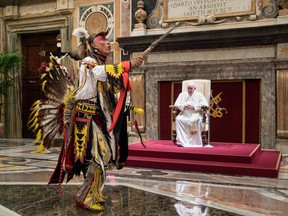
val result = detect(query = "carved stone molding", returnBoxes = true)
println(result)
[118,23,288,53]
[134,0,147,29]
[147,0,162,29]
[262,0,279,18]
[147,0,263,28]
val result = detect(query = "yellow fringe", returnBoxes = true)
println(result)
[28,118,38,130]
[42,80,47,92]
[27,112,37,126]
[32,123,39,133]
[63,86,75,104]
[134,107,144,115]
[45,67,50,72]
[28,106,39,119]
[48,71,53,79]
[41,73,47,80]
[32,129,42,145]
[33,141,45,153]
[48,60,53,68]
[29,100,40,111]
[28,102,39,121]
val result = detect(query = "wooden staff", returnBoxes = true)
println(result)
[142,22,182,57]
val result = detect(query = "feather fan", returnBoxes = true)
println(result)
[28,56,76,151]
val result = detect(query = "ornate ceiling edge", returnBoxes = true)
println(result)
[117,23,288,53]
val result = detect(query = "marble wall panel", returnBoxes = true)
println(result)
[277,43,288,59]
[144,58,276,149]
[120,0,131,37]
[277,69,288,138]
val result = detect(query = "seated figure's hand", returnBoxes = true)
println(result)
[185,104,194,110]
[131,56,144,69]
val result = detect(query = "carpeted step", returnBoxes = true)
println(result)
[128,140,261,163]
[125,150,282,178]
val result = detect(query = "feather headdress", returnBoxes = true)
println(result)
[72,27,90,39]
[70,27,91,60]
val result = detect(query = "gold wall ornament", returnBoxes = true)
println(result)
[79,4,115,41]
[210,91,228,118]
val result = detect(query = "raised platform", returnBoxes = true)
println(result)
[125,140,282,178]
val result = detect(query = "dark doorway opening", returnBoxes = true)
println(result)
[21,31,59,138]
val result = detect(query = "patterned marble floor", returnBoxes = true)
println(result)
[0,139,287,216]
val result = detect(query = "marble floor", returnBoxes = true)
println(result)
[0,139,287,216]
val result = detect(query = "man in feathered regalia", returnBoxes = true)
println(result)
[28,27,143,211]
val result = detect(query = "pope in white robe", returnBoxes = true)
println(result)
[174,82,209,147]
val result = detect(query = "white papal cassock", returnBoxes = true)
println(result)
[174,91,208,147]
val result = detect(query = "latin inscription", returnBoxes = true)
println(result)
[165,0,254,21]
[20,3,56,16]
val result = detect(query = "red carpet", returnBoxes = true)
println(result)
[125,140,282,178]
